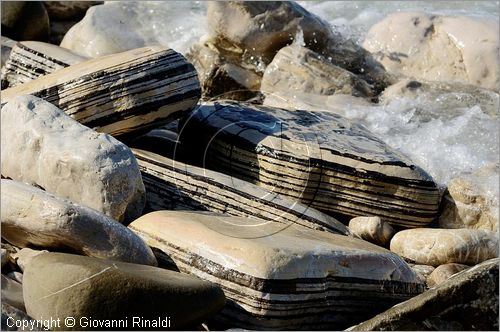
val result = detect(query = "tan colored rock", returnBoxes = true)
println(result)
[23,253,226,330]
[1,179,156,266]
[363,12,499,91]
[10,248,48,273]
[348,216,395,247]
[0,46,201,137]
[261,45,374,98]
[390,228,499,266]
[130,210,424,330]
[1,95,146,222]
[439,165,499,231]
[427,263,469,287]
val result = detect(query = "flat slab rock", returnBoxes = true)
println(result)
[390,228,499,266]
[1,95,145,222]
[348,258,499,331]
[179,101,440,228]
[133,148,349,235]
[1,179,156,266]
[1,45,200,137]
[129,211,424,330]
[23,253,225,330]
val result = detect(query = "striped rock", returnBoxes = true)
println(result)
[129,211,425,330]
[1,36,16,67]
[1,46,200,137]
[1,95,145,222]
[132,148,349,235]
[1,179,157,266]
[1,41,87,88]
[179,101,440,228]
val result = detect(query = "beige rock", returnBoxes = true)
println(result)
[0,46,201,137]
[427,263,469,287]
[10,248,48,273]
[23,253,226,330]
[439,165,499,231]
[261,45,374,98]
[363,12,499,91]
[348,216,395,247]
[408,264,435,284]
[390,228,499,266]
[1,179,156,266]
[1,96,146,222]
[129,210,424,330]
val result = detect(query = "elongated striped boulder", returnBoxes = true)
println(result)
[1,46,201,136]
[179,101,440,228]
[1,41,87,88]
[129,211,425,330]
[133,148,349,235]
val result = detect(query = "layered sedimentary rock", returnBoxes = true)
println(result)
[1,36,16,67]
[349,258,499,331]
[363,12,499,91]
[179,101,441,227]
[1,180,157,266]
[23,253,225,330]
[390,228,499,266]
[1,46,200,137]
[132,149,349,235]
[129,211,425,330]
[1,95,145,222]
[1,41,87,88]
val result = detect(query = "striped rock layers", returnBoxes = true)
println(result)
[1,41,87,88]
[1,46,201,136]
[132,148,349,235]
[129,211,425,330]
[179,101,440,227]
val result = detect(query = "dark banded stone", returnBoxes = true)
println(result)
[129,211,425,330]
[1,46,201,137]
[178,101,441,228]
[132,148,349,235]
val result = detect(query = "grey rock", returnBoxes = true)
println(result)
[1,303,36,331]
[1,275,24,311]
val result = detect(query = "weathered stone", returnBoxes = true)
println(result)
[23,253,226,330]
[179,101,440,227]
[380,78,500,117]
[132,149,349,235]
[261,45,374,99]
[1,275,24,311]
[348,216,395,247]
[1,41,87,88]
[1,303,36,331]
[1,180,157,266]
[10,248,48,273]
[1,36,17,67]
[1,46,201,137]
[44,1,102,21]
[6,271,23,284]
[408,264,435,284]
[363,12,499,91]
[390,228,499,266]
[1,96,146,222]
[348,258,499,331]
[427,263,470,287]
[129,211,424,330]
[187,42,261,101]
[1,1,49,41]
[439,165,499,231]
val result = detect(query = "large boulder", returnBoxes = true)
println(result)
[0,46,201,137]
[1,179,157,266]
[261,45,374,98]
[1,1,49,41]
[1,95,145,222]
[179,101,440,227]
[132,148,349,235]
[348,258,499,331]
[23,253,226,330]
[390,228,499,266]
[363,12,499,91]
[129,211,424,330]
